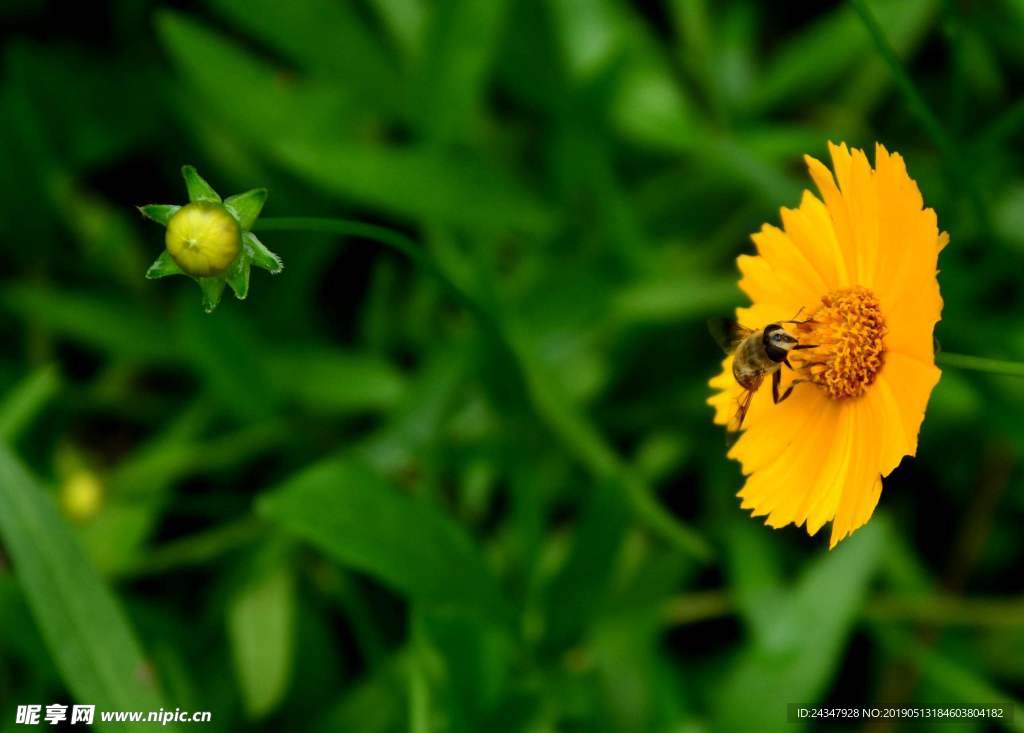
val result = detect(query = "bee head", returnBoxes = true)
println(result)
[762,323,799,362]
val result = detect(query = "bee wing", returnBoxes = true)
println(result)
[727,376,763,433]
[708,318,753,355]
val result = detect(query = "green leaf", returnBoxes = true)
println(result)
[198,276,226,313]
[228,557,296,719]
[367,0,427,59]
[137,204,181,226]
[226,252,251,300]
[6,42,162,170]
[416,0,509,141]
[178,308,279,419]
[224,188,268,230]
[722,519,787,650]
[542,482,629,651]
[272,139,552,235]
[870,625,1024,730]
[157,12,551,235]
[713,520,885,733]
[0,365,60,442]
[0,444,175,731]
[59,184,148,288]
[548,0,625,80]
[750,0,934,113]
[0,285,178,362]
[265,349,405,415]
[158,12,367,147]
[243,231,283,274]
[206,0,405,116]
[610,46,697,152]
[416,608,513,733]
[145,250,185,280]
[613,275,739,325]
[258,457,511,624]
[841,0,937,113]
[181,164,221,203]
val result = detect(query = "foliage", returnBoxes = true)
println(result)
[1,1,1024,732]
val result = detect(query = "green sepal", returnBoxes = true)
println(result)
[138,204,181,226]
[182,165,221,203]
[198,277,227,313]
[225,188,268,230]
[145,250,185,279]
[243,232,283,274]
[226,253,251,300]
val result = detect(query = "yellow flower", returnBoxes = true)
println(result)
[708,142,948,548]
[165,201,242,277]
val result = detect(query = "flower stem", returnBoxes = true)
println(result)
[937,352,1024,378]
[255,217,714,561]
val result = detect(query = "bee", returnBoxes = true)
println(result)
[709,316,817,432]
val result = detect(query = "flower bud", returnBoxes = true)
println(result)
[61,470,103,523]
[140,166,281,312]
[165,202,242,277]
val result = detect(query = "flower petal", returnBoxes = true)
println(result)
[744,225,827,308]
[736,400,841,527]
[882,272,942,364]
[707,357,741,427]
[844,146,881,286]
[876,352,941,463]
[735,303,799,331]
[729,378,827,475]
[829,397,885,547]
[805,147,856,283]
[871,146,945,354]
[779,191,848,291]
[803,406,856,536]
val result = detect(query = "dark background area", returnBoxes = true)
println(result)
[1,1,1023,731]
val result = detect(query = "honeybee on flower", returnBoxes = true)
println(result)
[709,142,947,548]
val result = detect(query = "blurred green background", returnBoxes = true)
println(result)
[1,0,1024,731]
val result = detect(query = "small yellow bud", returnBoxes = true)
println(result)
[61,471,103,523]
[165,202,241,277]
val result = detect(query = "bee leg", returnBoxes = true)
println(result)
[772,369,782,404]
[776,379,807,404]
[783,357,793,370]
[780,307,817,326]
[792,343,819,350]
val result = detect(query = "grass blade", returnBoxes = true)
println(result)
[258,457,512,625]
[714,520,885,732]
[0,444,173,731]
[0,365,60,442]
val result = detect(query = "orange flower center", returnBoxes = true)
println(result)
[792,286,886,400]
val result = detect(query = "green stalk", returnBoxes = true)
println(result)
[938,352,1024,378]
[255,217,714,561]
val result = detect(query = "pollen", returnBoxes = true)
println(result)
[793,286,887,400]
